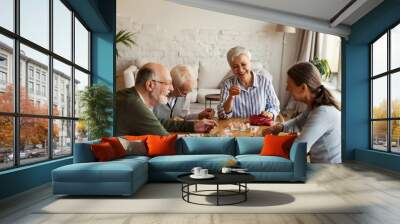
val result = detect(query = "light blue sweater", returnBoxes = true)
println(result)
[283,105,341,163]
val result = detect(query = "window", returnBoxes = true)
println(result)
[370,23,400,154]
[20,0,49,49]
[41,73,46,83]
[35,83,40,95]
[0,0,91,170]
[28,81,34,94]
[0,0,14,32]
[0,71,6,85]
[75,18,90,70]
[0,54,7,67]
[35,70,41,81]
[28,67,34,80]
[42,85,46,97]
[0,54,8,87]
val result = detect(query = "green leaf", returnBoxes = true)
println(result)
[79,84,113,140]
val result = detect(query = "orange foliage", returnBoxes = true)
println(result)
[0,85,60,149]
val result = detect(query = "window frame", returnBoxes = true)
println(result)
[370,20,400,154]
[0,0,92,171]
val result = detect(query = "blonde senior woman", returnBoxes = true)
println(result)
[217,46,280,119]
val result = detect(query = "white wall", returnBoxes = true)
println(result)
[117,0,300,95]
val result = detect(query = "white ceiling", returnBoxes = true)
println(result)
[167,0,384,37]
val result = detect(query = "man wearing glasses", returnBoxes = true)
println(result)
[116,63,217,136]
[153,64,215,121]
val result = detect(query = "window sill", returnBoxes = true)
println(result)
[0,156,72,175]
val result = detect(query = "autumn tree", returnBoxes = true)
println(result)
[372,99,400,142]
[0,85,59,151]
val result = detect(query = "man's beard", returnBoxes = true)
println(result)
[150,90,169,105]
[158,95,168,105]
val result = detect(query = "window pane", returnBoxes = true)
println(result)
[20,117,49,165]
[0,35,14,112]
[53,119,72,158]
[20,0,49,49]
[74,18,89,70]
[20,44,49,115]
[391,24,400,70]
[75,120,88,143]
[391,72,400,118]
[0,116,13,170]
[372,77,387,119]
[372,121,388,151]
[372,33,387,76]
[391,120,400,153]
[0,0,14,31]
[74,69,89,118]
[53,59,72,117]
[53,0,72,60]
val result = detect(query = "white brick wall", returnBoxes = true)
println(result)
[116,0,300,95]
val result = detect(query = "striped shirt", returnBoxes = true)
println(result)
[217,69,280,119]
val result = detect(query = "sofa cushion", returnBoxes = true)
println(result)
[198,59,230,89]
[118,137,147,156]
[236,155,293,172]
[101,137,127,158]
[74,140,100,163]
[236,137,264,155]
[147,134,177,157]
[177,137,235,155]
[91,142,118,162]
[260,134,297,159]
[148,154,235,172]
[52,159,147,183]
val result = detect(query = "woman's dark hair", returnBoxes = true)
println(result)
[287,62,341,110]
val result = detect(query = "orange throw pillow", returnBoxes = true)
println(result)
[91,142,117,161]
[260,134,297,159]
[124,135,148,141]
[101,137,126,158]
[146,134,177,157]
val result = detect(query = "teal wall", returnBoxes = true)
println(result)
[344,0,400,171]
[0,0,116,200]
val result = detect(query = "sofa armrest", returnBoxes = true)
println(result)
[289,142,307,181]
[73,140,100,163]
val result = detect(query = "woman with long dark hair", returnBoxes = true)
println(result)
[263,62,341,163]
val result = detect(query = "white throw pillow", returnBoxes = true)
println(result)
[118,137,147,156]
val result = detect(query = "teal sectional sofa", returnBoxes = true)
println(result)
[52,137,307,196]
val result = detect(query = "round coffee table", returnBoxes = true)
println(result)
[177,173,255,206]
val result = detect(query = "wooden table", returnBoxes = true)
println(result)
[176,118,271,137]
[208,118,270,137]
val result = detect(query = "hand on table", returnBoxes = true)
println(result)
[260,111,273,119]
[199,108,215,119]
[194,119,218,133]
[262,123,284,136]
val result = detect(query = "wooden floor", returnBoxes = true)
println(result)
[1,162,400,224]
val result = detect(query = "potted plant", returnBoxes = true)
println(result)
[116,30,136,58]
[79,84,113,140]
[310,57,332,80]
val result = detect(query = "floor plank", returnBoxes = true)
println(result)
[1,162,400,224]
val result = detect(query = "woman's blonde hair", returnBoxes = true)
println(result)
[287,62,340,110]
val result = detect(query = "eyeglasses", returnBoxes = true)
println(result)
[151,79,172,86]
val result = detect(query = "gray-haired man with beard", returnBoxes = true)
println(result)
[116,63,217,136]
